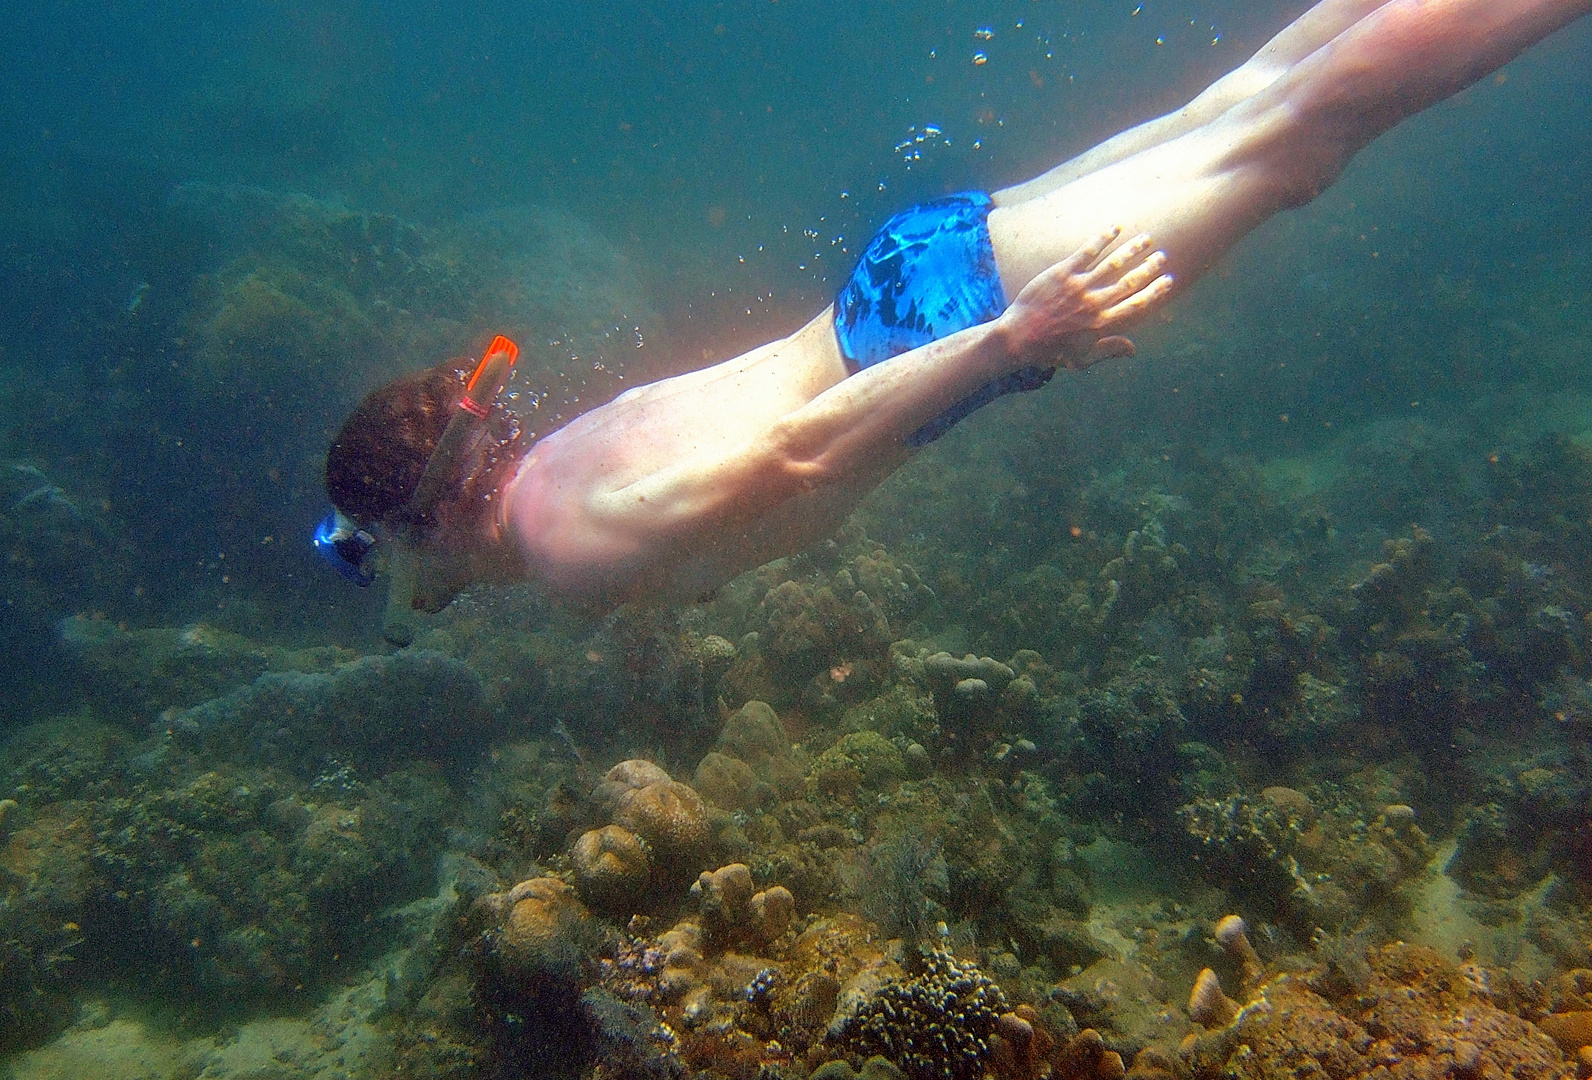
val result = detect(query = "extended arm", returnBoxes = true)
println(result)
[587,230,1171,540]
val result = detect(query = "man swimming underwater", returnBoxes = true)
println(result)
[319,0,1592,620]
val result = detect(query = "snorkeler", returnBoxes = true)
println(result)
[319,0,1592,621]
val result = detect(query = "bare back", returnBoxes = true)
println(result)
[502,310,873,602]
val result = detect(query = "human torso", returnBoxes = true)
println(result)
[501,311,859,603]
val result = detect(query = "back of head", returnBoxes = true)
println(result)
[326,362,469,529]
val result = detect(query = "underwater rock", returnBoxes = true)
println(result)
[919,651,1022,744]
[750,889,794,944]
[1078,658,1186,775]
[808,731,906,801]
[691,863,755,933]
[1214,914,1266,994]
[596,758,675,812]
[1021,910,1104,976]
[988,1006,1048,1080]
[1,467,135,709]
[1208,943,1570,1080]
[717,700,789,768]
[692,750,763,811]
[712,699,808,799]
[836,664,942,753]
[923,651,1015,697]
[1273,671,1359,743]
[464,872,612,1077]
[174,186,657,402]
[655,920,708,1001]
[59,615,356,719]
[734,538,934,701]
[169,647,488,778]
[1535,1010,1592,1055]
[1050,1027,1130,1080]
[7,745,450,1022]
[753,576,895,681]
[687,632,739,690]
[591,762,713,875]
[1449,763,1590,896]
[571,824,651,911]
[0,801,94,1054]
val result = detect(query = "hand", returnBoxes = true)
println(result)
[1000,228,1173,369]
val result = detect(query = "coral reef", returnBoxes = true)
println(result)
[0,720,448,1038]
[596,760,712,866]
[1190,943,1574,1080]
[168,647,490,778]
[1450,762,1591,896]
[571,824,652,912]
[60,615,356,720]
[830,947,1009,1080]
[690,863,795,946]
[1179,785,1430,931]
[860,831,951,944]
[809,731,906,801]
[16,282,1592,1080]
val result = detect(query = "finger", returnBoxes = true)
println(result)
[1061,226,1123,274]
[1097,272,1175,323]
[1084,233,1156,284]
[1086,250,1168,307]
[1093,335,1136,359]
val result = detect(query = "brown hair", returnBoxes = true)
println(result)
[325,360,522,531]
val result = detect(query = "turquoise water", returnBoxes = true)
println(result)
[2,2,1591,1078]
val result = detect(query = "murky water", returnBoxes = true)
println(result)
[2,3,1591,1077]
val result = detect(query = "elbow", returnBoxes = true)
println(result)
[765,418,837,490]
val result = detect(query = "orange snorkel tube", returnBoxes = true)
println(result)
[398,334,519,536]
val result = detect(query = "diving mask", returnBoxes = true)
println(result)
[313,509,379,587]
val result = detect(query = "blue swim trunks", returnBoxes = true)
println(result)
[834,191,1055,446]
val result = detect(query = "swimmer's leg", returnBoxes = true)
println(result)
[989,0,1592,303]
[995,0,1389,206]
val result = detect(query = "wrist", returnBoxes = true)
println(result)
[988,310,1025,365]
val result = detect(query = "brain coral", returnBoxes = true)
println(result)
[493,876,596,983]
[570,824,651,910]
[614,778,710,856]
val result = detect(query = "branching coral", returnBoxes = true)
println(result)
[831,947,1009,1080]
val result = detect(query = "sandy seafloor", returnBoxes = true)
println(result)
[3,2,1592,1078]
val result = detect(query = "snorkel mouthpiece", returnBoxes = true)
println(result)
[313,509,378,587]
